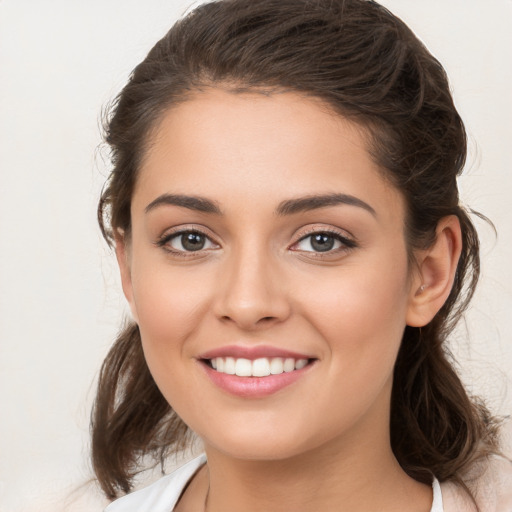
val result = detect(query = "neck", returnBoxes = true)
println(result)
[201,425,431,512]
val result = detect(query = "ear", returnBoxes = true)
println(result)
[406,215,462,327]
[115,231,139,323]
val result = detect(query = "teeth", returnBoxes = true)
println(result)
[235,358,252,376]
[270,357,284,375]
[283,358,295,372]
[295,359,308,370]
[209,357,310,377]
[252,358,271,377]
[224,357,236,375]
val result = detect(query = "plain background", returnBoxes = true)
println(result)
[0,1,511,510]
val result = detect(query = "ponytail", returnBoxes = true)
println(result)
[91,322,189,498]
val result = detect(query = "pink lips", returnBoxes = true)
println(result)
[199,345,313,361]
[198,345,315,398]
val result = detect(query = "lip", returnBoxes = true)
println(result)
[199,344,313,360]
[197,345,316,398]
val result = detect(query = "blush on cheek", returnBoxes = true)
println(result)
[134,267,207,324]
[307,268,409,361]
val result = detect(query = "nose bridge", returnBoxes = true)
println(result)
[215,238,290,328]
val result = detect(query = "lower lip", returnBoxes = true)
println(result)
[200,361,314,398]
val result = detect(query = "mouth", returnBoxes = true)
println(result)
[203,356,313,377]
[198,347,317,397]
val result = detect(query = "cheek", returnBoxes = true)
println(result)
[300,253,411,378]
[129,265,215,417]
[130,262,214,359]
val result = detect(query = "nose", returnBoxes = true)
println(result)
[213,247,291,331]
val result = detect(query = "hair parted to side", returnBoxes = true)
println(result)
[93,0,501,500]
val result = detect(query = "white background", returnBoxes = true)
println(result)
[0,1,511,510]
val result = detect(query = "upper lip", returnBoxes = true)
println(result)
[198,345,314,361]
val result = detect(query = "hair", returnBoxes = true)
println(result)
[92,0,501,501]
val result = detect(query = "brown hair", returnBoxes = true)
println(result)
[93,0,500,500]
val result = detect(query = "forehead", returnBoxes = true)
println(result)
[134,88,404,224]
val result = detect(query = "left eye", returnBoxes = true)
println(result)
[167,231,216,252]
[294,233,346,253]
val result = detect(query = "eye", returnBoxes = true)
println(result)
[292,231,356,253]
[159,230,217,253]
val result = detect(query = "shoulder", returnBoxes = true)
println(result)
[441,455,512,512]
[104,454,207,512]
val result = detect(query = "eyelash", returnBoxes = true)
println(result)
[155,227,218,257]
[290,228,357,256]
[155,226,357,257]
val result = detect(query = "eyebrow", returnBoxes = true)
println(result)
[145,194,222,214]
[144,192,376,217]
[276,193,376,217]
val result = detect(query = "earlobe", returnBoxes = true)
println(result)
[406,215,462,327]
[115,231,139,323]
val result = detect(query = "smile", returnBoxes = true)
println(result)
[208,357,310,377]
[199,347,316,398]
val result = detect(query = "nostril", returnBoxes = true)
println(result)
[220,315,276,323]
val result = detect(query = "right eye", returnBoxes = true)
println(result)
[159,230,217,253]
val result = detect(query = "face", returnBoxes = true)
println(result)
[119,89,421,461]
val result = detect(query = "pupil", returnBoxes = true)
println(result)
[311,234,334,252]
[182,233,205,251]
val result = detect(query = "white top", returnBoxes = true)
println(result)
[105,454,447,512]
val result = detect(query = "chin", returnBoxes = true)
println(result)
[197,419,333,463]
[209,439,306,462]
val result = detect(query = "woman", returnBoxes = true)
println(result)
[92,0,511,510]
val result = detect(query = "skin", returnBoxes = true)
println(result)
[116,89,462,512]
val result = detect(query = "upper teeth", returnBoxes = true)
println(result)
[210,357,308,377]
